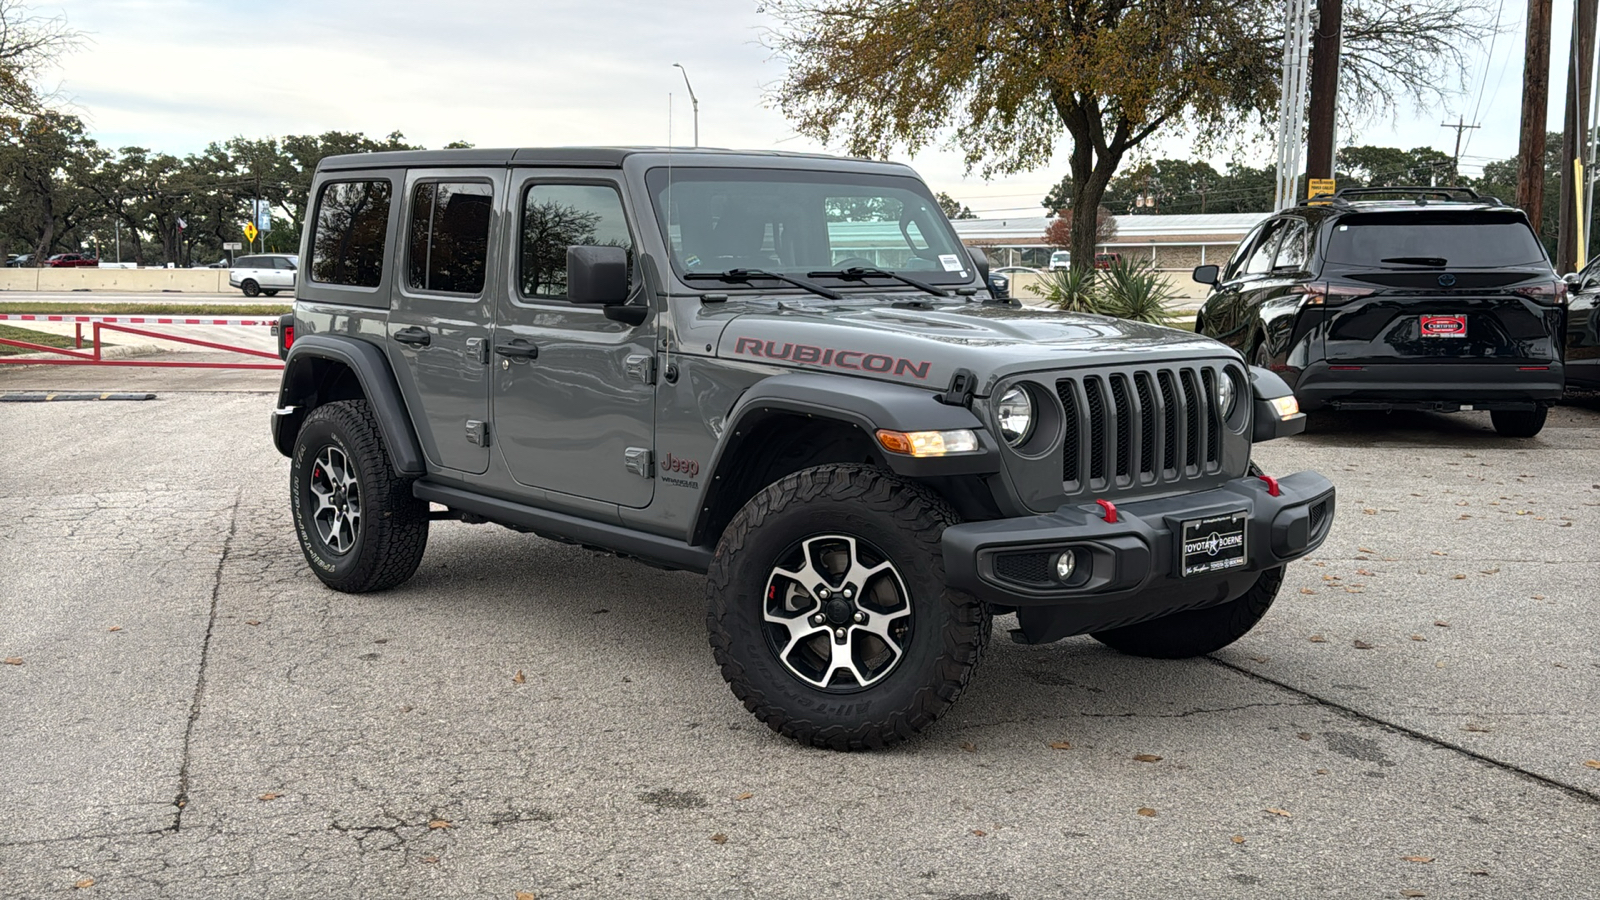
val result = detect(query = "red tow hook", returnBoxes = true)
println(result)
[1095,499,1118,523]
[1257,474,1282,497]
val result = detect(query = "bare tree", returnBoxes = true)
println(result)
[0,0,80,114]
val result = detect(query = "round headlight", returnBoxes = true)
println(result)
[996,386,1034,445]
[1216,371,1237,416]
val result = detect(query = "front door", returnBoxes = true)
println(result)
[386,170,500,475]
[492,172,656,508]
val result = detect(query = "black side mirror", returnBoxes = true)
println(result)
[963,244,990,283]
[1192,264,1219,285]
[1563,272,1582,287]
[567,246,629,305]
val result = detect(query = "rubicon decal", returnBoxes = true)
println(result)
[733,338,932,379]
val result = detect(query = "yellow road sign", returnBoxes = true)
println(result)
[243,222,258,243]
[1307,178,1336,204]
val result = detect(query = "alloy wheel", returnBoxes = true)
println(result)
[762,534,911,690]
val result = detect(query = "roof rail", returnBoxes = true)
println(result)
[1304,185,1506,209]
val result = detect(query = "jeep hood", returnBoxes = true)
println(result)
[712,298,1232,393]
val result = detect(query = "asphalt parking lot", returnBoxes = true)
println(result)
[2,367,1598,899]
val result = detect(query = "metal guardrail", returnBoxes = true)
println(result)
[0,314,282,370]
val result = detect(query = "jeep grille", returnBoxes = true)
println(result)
[1054,364,1226,495]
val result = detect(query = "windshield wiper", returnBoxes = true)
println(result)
[1381,256,1449,266]
[684,268,842,300]
[807,267,951,297]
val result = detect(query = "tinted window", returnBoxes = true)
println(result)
[235,256,262,268]
[1243,220,1287,275]
[1273,220,1309,271]
[1325,212,1547,267]
[520,184,633,298]
[408,182,493,294]
[1221,225,1264,281]
[310,180,393,288]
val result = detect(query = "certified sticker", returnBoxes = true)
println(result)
[1420,315,1467,338]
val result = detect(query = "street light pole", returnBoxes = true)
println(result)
[673,63,699,148]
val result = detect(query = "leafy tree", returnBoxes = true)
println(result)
[766,0,1493,270]
[1336,145,1455,187]
[1044,207,1116,248]
[0,111,96,260]
[936,191,976,219]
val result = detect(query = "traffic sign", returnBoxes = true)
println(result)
[1307,178,1336,204]
[223,241,242,251]
[242,223,258,243]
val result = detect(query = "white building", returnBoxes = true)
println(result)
[952,212,1270,271]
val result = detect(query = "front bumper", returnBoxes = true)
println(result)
[1295,360,1563,411]
[942,471,1335,643]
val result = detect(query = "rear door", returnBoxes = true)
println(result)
[385,170,500,475]
[491,171,656,508]
[1567,258,1600,385]
[1319,211,1562,365]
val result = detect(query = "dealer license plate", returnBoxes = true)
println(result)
[1180,511,1249,578]
[1420,314,1467,338]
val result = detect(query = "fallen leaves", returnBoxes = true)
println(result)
[1352,640,1374,650]
[1434,620,1450,628]
[515,892,538,900]
[1248,656,1269,663]
[1409,634,1426,642]
[107,626,122,632]
[511,670,526,685]
[1358,546,1377,554]
[1230,834,1246,844]
[257,792,280,802]
[1401,856,1435,863]
[1264,808,1292,818]
[1480,567,1500,576]
[1133,754,1163,763]
[2,657,21,666]
[1049,740,1073,750]
[1296,732,1312,741]
[427,819,452,830]
[1308,634,1327,643]
[970,829,988,837]
[1462,724,1490,733]
[1582,760,1600,770]
[1401,890,1426,898]
[1362,507,1378,515]
[246,620,261,626]
[74,878,94,889]
[710,833,728,844]
[1452,574,1467,580]
[1136,807,1157,817]
[1356,569,1376,577]
[1300,588,1317,595]
[959,741,977,753]
[735,792,754,801]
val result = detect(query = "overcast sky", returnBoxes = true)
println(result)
[43,0,1586,217]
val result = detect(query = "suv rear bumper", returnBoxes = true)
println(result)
[941,471,1335,643]
[1294,360,1563,411]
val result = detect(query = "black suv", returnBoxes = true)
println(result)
[1192,187,1566,437]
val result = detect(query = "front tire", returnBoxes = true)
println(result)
[1091,567,1285,659]
[1490,407,1547,437]
[241,279,261,297]
[706,464,989,750]
[291,399,428,593]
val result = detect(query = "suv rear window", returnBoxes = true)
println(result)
[310,180,393,288]
[1325,211,1546,268]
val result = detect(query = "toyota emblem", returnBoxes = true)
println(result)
[1438,273,1457,287]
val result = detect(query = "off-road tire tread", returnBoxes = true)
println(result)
[1490,407,1546,438]
[1091,566,1285,659]
[706,464,989,751]
[295,399,428,593]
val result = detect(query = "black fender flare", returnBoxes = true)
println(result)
[688,372,1001,544]
[271,334,427,476]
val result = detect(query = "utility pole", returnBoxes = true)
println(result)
[1558,0,1598,271]
[1440,119,1481,185]
[1519,0,1555,237]
[1305,0,1343,183]
[672,63,699,148]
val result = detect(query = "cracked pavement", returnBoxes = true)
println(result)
[1,383,1598,899]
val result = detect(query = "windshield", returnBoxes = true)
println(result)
[645,167,972,287]
[1325,211,1547,268]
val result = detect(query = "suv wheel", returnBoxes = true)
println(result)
[291,399,428,593]
[706,464,989,750]
[1490,406,1547,438]
[1091,566,1284,659]
[241,279,261,297]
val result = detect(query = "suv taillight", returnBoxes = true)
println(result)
[1292,282,1373,307]
[1511,280,1568,305]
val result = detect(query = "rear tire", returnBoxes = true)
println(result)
[1091,567,1285,659]
[706,464,990,750]
[1490,407,1547,438]
[291,399,428,593]
[241,279,261,297]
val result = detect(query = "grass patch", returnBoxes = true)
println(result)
[0,323,82,356]
[0,302,290,316]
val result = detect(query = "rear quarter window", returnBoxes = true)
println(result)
[1325,211,1547,268]
[310,180,393,288]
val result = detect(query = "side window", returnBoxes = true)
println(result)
[408,181,493,294]
[1243,220,1287,276]
[519,183,633,299]
[310,180,393,288]
[1222,225,1265,281]
[1272,220,1309,271]
[234,256,258,269]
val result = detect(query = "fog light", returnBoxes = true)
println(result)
[1054,551,1077,582]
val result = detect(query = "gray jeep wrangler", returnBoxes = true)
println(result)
[271,147,1335,750]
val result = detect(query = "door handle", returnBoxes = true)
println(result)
[393,327,431,347]
[495,339,539,360]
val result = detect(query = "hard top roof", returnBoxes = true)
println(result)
[315,146,898,173]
